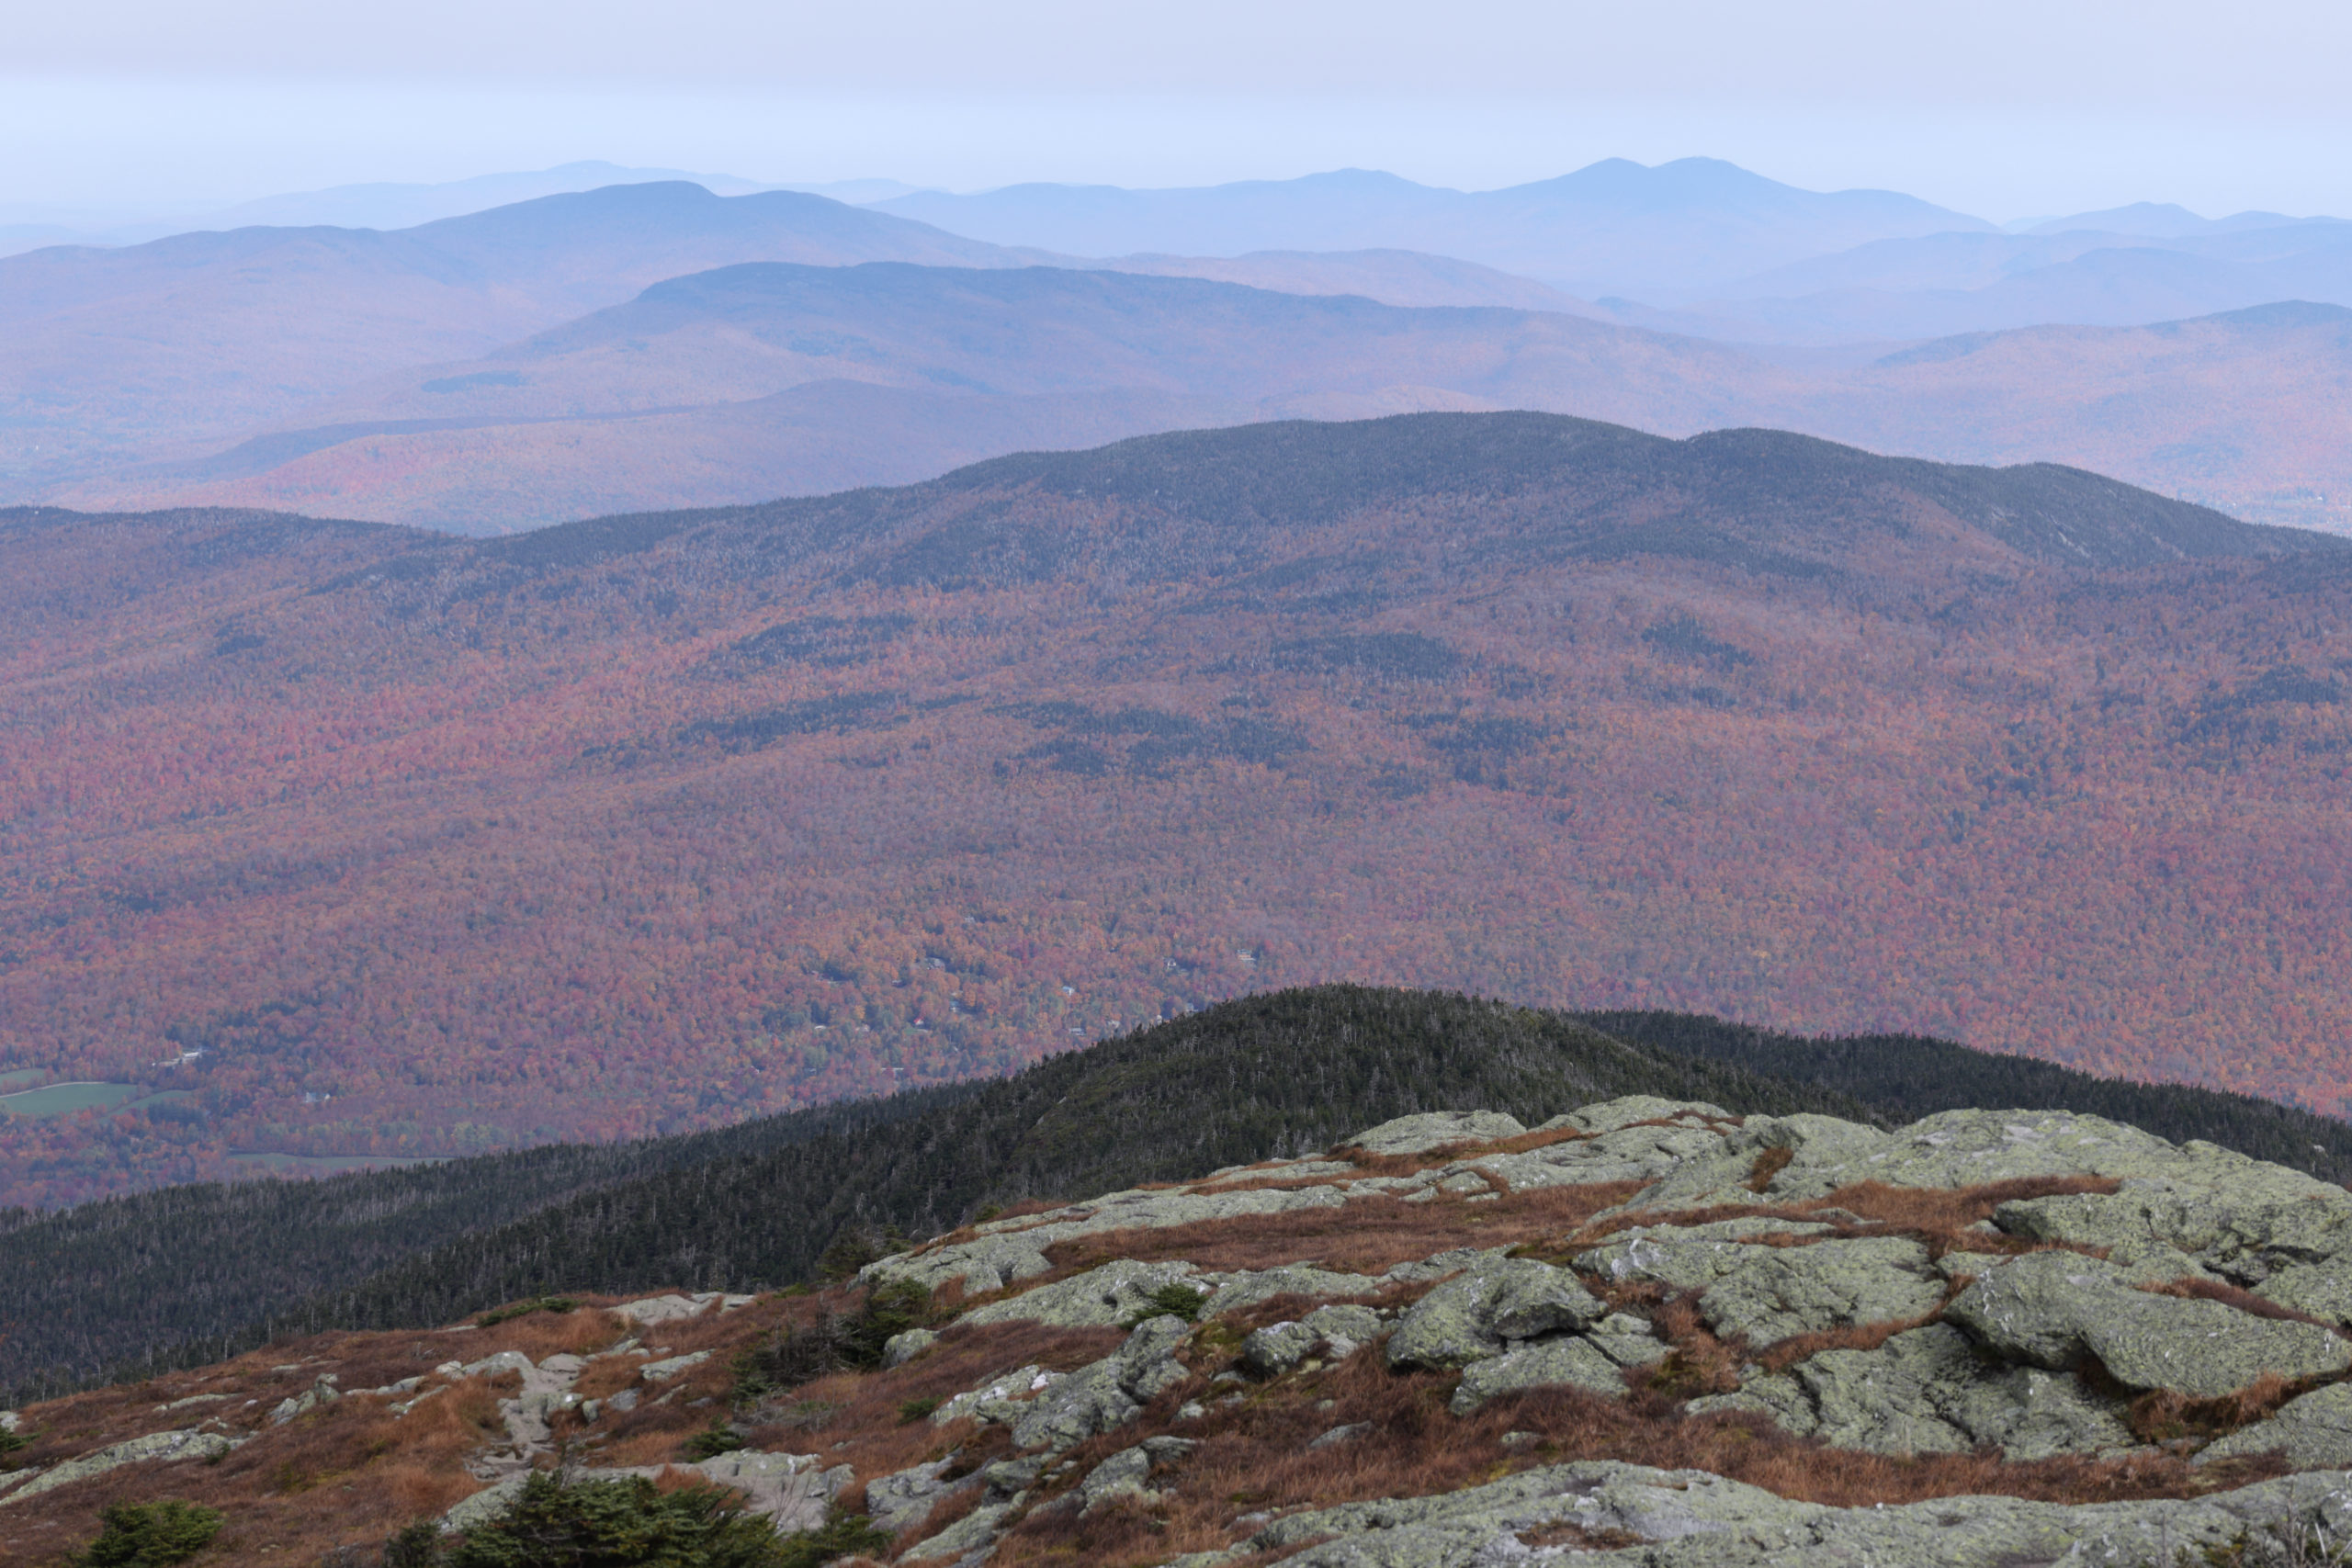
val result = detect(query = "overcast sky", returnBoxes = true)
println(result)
[7,0,2350,220]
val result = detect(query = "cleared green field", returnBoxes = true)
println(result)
[226,1153,450,1176]
[0,1081,146,1116]
[0,1068,44,1092]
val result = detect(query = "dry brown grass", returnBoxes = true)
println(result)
[1750,1307,1950,1375]
[1747,1145,1794,1192]
[2138,1277,2339,1330]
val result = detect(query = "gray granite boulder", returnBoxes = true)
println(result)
[1241,1304,1385,1377]
[1693,1324,2134,1460]
[1200,1264,1382,1317]
[0,1428,242,1506]
[958,1258,1201,1328]
[1947,1249,2352,1397]
[2201,1384,2352,1469]
[1578,1222,1939,1344]
[1341,1111,1525,1156]
[1009,1314,1193,1453]
[1385,1258,1605,1370]
[1450,1315,1664,1414]
[1243,1458,2352,1567]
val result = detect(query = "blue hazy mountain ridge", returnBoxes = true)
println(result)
[0,182,1059,480]
[1611,219,2352,344]
[176,161,787,235]
[62,261,2352,538]
[870,158,1993,299]
[2024,202,2321,238]
[0,162,790,258]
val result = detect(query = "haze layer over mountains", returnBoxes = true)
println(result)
[5,156,2352,535]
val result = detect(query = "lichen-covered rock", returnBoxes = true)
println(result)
[1476,1119,1737,1194]
[1382,1246,1508,1284]
[0,1427,241,1506]
[1617,1112,1891,1211]
[1946,1250,2352,1397]
[1450,1336,1644,1414]
[866,1233,1055,1296]
[611,1292,752,1326]
[1245,1458,2352,1567]
[1698,1235,1943,1344]
[1996,1168,2352,1284]
[1694,1325,2134,1461]
[867,1183,1349,1296]
[1009,1314,1193,1453]
[1341,1110,1526,1156]
[958,1258,1201,1328]
[1385,1258,1605,1370]
[865,1459,961,1533]
[1241,1305,1385,1378]
[2201,1384,2352,1469]
[1201,1264,1381,1317]
[929,1364,1060,1427]
[1577,1222,1938,1343]
[1078,1445,1156,1513]
[1576,1217,1837,1290]
[906,1495,1023,1562]
[1536,1098,1734,1137]
[681,1451,847,1533]
[2257,1256,2352,1325]
[881,1327,936,1368]
[1826,1110,2214,1191]
[638,1350,709,1382]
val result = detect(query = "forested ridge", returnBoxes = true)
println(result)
[4,412,2351,1212]
[9,985,2352,1409]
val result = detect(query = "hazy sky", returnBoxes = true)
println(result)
[7,0,2350,220]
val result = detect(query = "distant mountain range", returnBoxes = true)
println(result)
[45,254,2352,536]
[870,160,1992,301]
[7,164,2352,534]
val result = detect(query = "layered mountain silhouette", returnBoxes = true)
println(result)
[9,167,2352,536]
[872,160,1991,299]
[48,262,2352,536]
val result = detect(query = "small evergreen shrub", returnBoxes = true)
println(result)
[680,1417,747,1461]
[74,1499,222,1568]
[475,1295,578,1327]
[0,1426,31,1468]
[896,1396,941,1425]
[1123,1282,1209,1326]
[443,1472,783,1568]
[732,1279,940,1404]
[772,1511,892,1568]
[381,1522,444,1568]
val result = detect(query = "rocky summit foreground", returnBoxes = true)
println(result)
[14,1099,2352,1564]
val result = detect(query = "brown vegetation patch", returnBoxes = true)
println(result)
[2123,1372,2320,1447]
[1750,1306,1950,1375]
[1747,1145,1794,1192]
[2137,1277,2339,1331]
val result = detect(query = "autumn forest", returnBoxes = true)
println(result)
[3,412,2347,1209]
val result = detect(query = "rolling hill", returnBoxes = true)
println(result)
[2,413,2348,1214]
